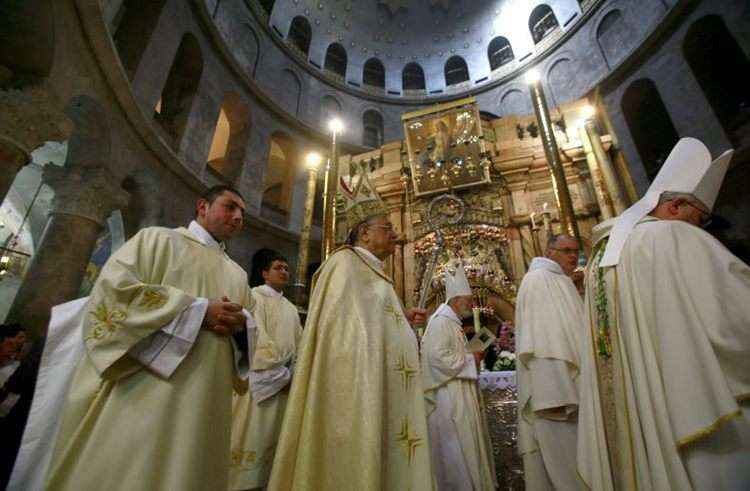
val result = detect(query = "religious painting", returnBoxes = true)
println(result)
[402,97,492,197]
[79,210,126,296]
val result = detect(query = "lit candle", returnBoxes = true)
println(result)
[530,212,537,230]
[472,306,481,334]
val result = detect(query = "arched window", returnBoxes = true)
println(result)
[363,58,386,89]
[529,5,559,44]
[112,0,167,80]
[207,92,250,182]
[402,63,426,91]
[258,0,275,17]
[288,16,311,56]
[262,132,297,219]
[363,110,384,148]
[488,37,514,71]
[621,79,679,182]
[154,33,203,146]
[683,15,750,148]
[324,43,348,78]
[597,10,631,69]
[445,56,469,86]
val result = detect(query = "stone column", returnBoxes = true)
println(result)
[0,136,29,204]
[584,120,628,215]
[578,126,615,219]
[7,165,129,337]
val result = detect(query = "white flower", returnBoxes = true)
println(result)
[500,350,512,358]
[509,353,516,360]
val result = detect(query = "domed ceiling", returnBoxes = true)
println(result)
[267,0,584,98]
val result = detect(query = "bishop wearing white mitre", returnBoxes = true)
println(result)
[421,264,497,491]
[578,137,750,491]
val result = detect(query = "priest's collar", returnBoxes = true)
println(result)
[529,257,565,275]
[188,220,226,251]
[257,284,284,298]
[431,302,462,326]
[354,246,384,270]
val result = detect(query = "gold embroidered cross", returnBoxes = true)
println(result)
[394,353,417,391]
[138,288,167,310]
[395,417,423,465]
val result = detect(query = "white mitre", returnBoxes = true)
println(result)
[445,263,472,301]
[600,137,733,267]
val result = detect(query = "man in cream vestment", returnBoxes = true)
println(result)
[578,138,750,491]
[268,165,433,490]
[230,251,302,490]
[516,234,584,490]
[44,186,256,491]
[421,264,497,491]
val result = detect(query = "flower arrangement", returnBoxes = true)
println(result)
[492,321,516,371]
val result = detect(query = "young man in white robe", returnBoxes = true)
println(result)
[229,250,302,490]
[578,137,750,491]
[515,234,584,490]
[14,185,256,491]
[421,264,497,491]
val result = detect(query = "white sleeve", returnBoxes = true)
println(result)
[128,298,208,378]
[230,308,257,380]
[249,365,291,403]
[456,353,479,380]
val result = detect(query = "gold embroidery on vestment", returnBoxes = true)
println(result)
[85,304,127,341]
[395,417,423,465]
[138,288,167,309]
[394,353,417,391]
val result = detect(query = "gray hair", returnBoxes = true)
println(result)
[546,233,577,252]
[345,217,378,245]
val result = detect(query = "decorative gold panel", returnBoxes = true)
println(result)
[402,97,492,197]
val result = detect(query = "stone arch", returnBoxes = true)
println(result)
[362,109,384,148]
[320,95,343,129]
[488,37,514,71]
[112,0,168,80]
[621,79,679,181]
[154,33,203,148]
[683,15,750,148]
[546,57,576,107]
[499,88,532,116]
[402,63,426,92]
[445,56,469,86]
[279,69,302,116]
[207,92,251,182]
[261,131,298,220]
[238,24,262,78]
[529,4,559,44]
[0,0,55,84]
[288,16,312,56]
[363,58,386,89]
[596,9,631,69]
[324,42,348,79]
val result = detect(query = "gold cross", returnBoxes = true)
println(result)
[395,417,423,465]
[394,353,417,391]
[384,302,405,327]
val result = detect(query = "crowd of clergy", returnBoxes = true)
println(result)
[3,136,749,491]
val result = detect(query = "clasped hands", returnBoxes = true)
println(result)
[202,296,246,337]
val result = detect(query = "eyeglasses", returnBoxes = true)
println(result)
[549,247,580,255]
[683,201,712,228]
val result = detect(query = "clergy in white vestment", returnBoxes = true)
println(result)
[229,250,302,490]
[421,264,498,491]
[577,137,750,491]
[39,185,257,491]
[515,234,584,490]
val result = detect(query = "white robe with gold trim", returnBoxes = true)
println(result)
[229,285,302,490]
[44,225,255,491]
[578,218,750,491]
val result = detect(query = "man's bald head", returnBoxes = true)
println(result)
[545,234,579,276]
[649,191,712,228]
